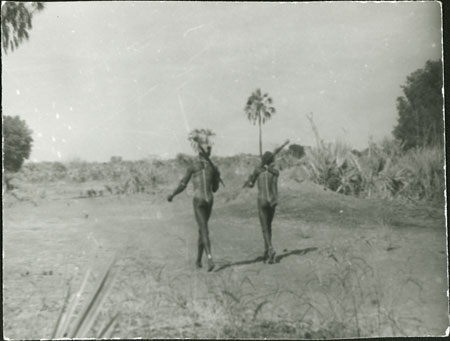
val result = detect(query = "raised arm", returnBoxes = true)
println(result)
[167,166,193,202]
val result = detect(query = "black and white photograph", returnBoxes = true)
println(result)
[2,1,447,339]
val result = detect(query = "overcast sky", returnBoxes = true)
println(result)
[2,1,442,162]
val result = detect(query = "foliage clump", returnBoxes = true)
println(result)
[3,115,33,173]
[244,89,276,157]
[393,60,443,150]
[1,1,45,53]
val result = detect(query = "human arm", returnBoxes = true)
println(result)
[167,166,193,202]
[264,163,279,177]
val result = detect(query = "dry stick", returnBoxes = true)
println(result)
[243,139,290,188]
[258,139,290,167]
[193,137,225,186]
[306,112,323,148]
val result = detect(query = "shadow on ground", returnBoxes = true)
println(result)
[275,247,318,262]
[215,247,318,272]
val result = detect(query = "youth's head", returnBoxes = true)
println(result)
[188,129,215,158]
[199,142,212,157]
[262,151,275,165]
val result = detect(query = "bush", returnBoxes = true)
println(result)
[288,143,305,159]
[301,136,444,203]
[302,141,363,195]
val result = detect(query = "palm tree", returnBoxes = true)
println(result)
[244,88,276,157]
[1,1,45,54]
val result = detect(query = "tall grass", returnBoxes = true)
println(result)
[358,139,412,200]
[301,139,445,203]
[300,115,445,203]
[399,146,445,202]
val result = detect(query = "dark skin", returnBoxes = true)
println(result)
[167,145,220,272]
[244,157,279,264]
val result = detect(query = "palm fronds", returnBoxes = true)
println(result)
[302,140,363,195]
[244,88,276,156]
[244,88,276,125]
[53,257,119,338]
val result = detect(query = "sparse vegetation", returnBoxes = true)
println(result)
[3,162,446,338]
[34,236,431,338]
[3,110,445,338]
[9,135,444,206]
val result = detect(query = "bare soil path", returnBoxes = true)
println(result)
[3,182,448,338]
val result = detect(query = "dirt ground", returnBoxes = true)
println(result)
[3,180,449,338]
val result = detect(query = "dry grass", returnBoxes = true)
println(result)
[59,241,425,338]
[11,131,443,206]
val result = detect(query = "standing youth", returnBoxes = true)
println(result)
[167,136,221,272]
[243,141,288,263]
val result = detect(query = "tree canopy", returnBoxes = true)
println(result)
[1,1,44,54]
[3,115,34,172]
[393,60,443,150]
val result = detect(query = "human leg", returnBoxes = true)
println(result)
[205,200,215,271]
[194,200,206,268]
[194,199,214,271]
[196,233,203,268]
[258,200,272,261]
[267,204,277,263]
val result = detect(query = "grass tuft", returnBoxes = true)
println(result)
[53,256,119,338]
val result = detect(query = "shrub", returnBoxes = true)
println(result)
[302,141,363,195]
[288,143,305,159]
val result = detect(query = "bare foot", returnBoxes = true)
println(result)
[207,259,215,272]
[268,249,276,264]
